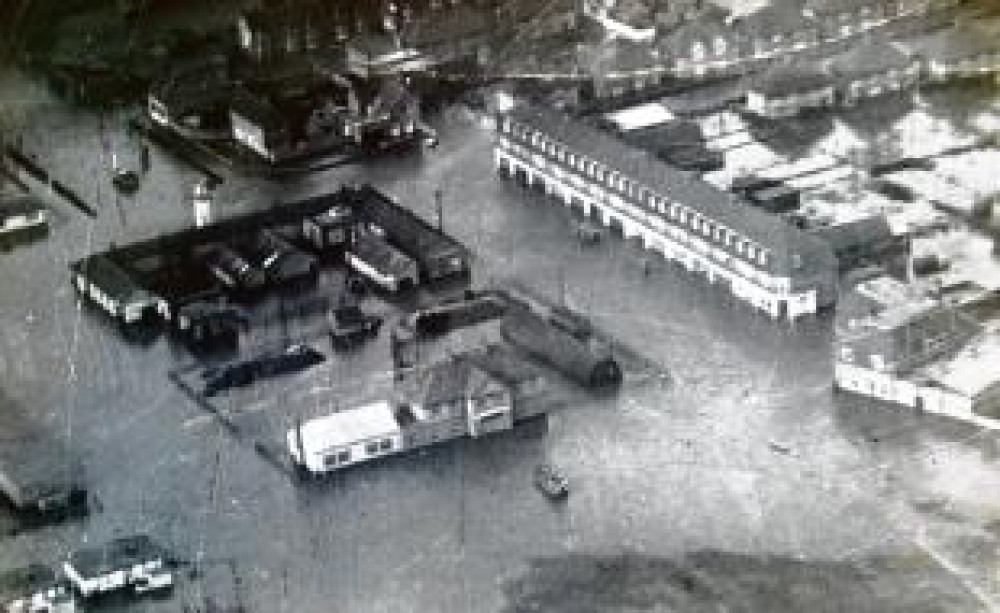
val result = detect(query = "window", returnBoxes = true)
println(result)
[365,441,379,455]
[324,455,339,468]
[337,450,350,463]
[380,439,392,451]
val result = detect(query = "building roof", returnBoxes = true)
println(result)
[68,536,165,579]
[421,359,473,407]
[229,90,287,131]
[0,403,80,506]
[504,106,835,278]
[921,332,1000,397]
[812,215,894,253]
[0,196,46,220]
[804,0,889,16]
[749,62,833,97]
[298,401,401,453]
[733,1,813,39]
[896,24,1000,65]
[351,233,416,278]
[604,103,676,132]
[827,39,915,79]
[70,255,153,305]
[659,15,727,57]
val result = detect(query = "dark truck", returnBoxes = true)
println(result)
[329,298,382,350]
[202,343,325,396]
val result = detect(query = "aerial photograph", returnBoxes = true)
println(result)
[2,0,1000,611]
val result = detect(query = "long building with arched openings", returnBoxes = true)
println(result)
[493,106,838,321]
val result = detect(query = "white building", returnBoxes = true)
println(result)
[831,276,1000,424]
[494,106,838,320]
[288,401,404,474]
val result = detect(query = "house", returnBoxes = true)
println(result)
[63,535,173,599]
[827,39,921,104]
[236,0,328,63]
[495,105,839,320]
[659,9,736,77]
[803,0,898,38]
[745,62,836,117]
[732,1,821,59]
[898,23,1000,83]
[582,40,667,101]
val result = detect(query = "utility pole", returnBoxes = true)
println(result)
[435,187,443,231]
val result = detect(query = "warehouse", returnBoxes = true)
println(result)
[495,105,838,320]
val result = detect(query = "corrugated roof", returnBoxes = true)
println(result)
[504,106,835,278]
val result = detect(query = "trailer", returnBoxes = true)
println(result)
[346,232,418,293]
[70,255,159,326]
[63,535,172,599]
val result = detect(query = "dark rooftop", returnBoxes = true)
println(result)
[67,535,165,579]
[827,39,915,78]
[749,62,833,97]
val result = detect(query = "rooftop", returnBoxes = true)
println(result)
[68,535,165,579]
[827,39,915,78]
[749,62,833,97]
[504,106,835,278]
[298,401,401,453]
[921,331,1000,397]
[604,103,676,132]
[895,23,1000,64]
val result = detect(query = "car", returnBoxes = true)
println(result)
[111,168,140,193]
[533,464,569,500]
[202,343,325,396]
[329,300,383,350]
